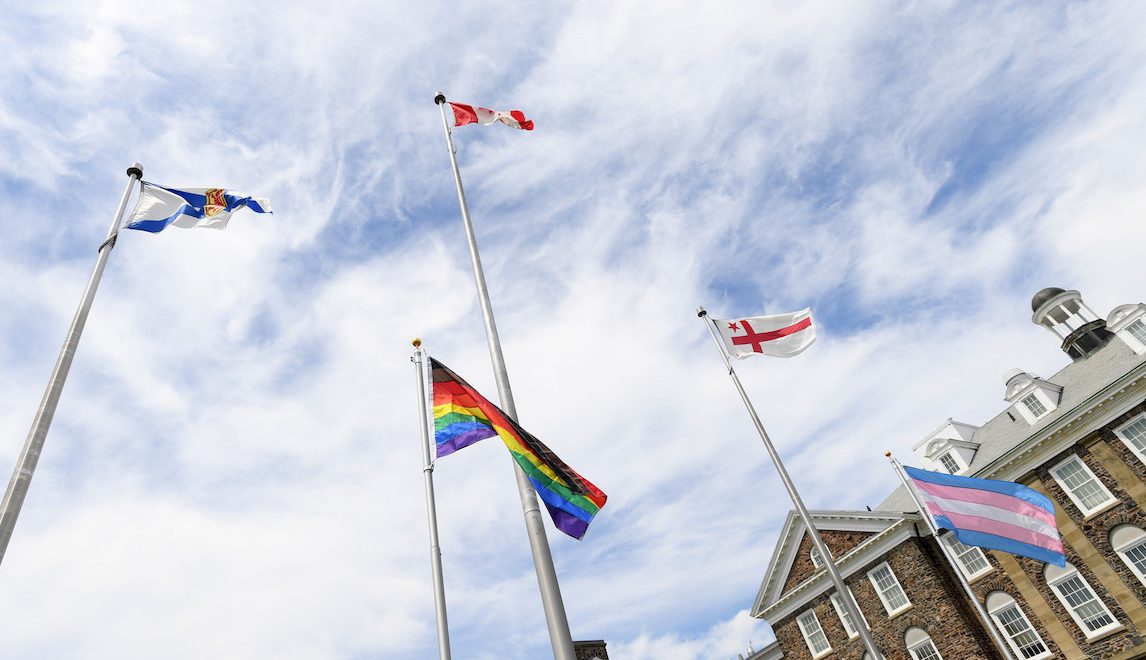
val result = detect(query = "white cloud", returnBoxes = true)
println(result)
[1,1,1145,658]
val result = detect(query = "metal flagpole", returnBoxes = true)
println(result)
[434,92,577,660]
[413,339,452,660]
[0,162,143,566]
[697,307,883,659]
[886,453,1016,660]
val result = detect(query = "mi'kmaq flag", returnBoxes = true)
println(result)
[712,308,816,359]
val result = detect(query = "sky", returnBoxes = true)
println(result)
[1,2,1145,658]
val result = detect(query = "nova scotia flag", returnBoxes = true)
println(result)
[126,182,271,233]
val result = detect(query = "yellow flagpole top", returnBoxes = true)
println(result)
[885,451,892,457]
[412,338,422,347]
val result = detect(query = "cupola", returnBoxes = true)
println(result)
[1031,287,1114,361]
[1004,369,1062,424]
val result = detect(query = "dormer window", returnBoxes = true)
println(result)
[1004,370,1062,425]
[1128,320,1146,345]
[1021,394,1048,419]
[937,452,961,475]
[912,420,980,474]
[1107,303,1146,355]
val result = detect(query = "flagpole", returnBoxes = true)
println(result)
[434,92,577,660]
[886,453,1016,660]
[413,339,452,660]
[696,307,883,659]
[0,163,143,566]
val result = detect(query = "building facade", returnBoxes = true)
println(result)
[749,288,1146,660]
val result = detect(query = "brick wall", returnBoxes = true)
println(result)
[773,538,998,659]
[782,530,877,593]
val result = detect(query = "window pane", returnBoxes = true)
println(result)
[1054,459,1111,510]
[1054,575,1115,631]
[797,610,830,654]
[948,537,990,575]
[1022,394,1047,417]
[871,564,910,611]
[938,452,960,474]
[1121,418,1146,454]
[909,639,943,660]
[995,605,1048,659]
[1128,319,1146,345]
[1123,540,1146,578]
[830,593,856,635]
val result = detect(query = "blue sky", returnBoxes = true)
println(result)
[2,2,1146,658]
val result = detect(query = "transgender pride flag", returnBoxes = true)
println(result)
[905,466,1066,566]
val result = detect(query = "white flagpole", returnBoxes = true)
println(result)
[697,307,883,659]
[0,163,143,566]
[886,453,1016,660]
[434,92,577,660]
[413,340,452,660]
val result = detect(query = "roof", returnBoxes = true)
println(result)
[877,334,1146,511]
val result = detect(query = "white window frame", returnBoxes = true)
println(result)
[1021,393,1049,419]
[1048,455,1117,517]
[937,451,962,474]
[1111,525,1146,588]
[867,561,911,616]
[1114,413,1146,465]
[987,593,1051,660]
[942,533,993,580]
[810,546,824,569]
[829,588,868,639]
[905,627,943,660]
[795,608,832,658]
[1127,319,1146,346]
[1045,563,1121,639]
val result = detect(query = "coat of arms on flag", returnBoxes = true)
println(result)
[126,182,271,233]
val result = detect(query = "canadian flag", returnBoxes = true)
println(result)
[448,102,534,130]
[712,308,816,359]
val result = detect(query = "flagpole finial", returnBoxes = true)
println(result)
[126,162,143,178]
[885,451,892,457]
[412,337,422,347]
[434,92,446,105]
[696,306,708,318]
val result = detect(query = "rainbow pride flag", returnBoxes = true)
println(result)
[430,358,607,540]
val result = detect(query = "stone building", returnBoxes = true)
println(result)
[746,288,1146,660]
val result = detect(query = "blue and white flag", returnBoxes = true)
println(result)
[126,182,271,233]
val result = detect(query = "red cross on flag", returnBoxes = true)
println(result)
[712,308,816,359]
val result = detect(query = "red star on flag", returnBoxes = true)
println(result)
[728,322,740,331]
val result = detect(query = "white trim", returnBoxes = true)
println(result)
[1045,563,1122,639]
[1111,524,1146,588]
[986,593,1052,660]
[941,533,993,581]
[867,561,911,616]
[757,517,923,621]
[829,588,868,639]
[1114,412,1146,465]
[1048,455,1117,517]
[907,635,943,660]
[795,608,832,658]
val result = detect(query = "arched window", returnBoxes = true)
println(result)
[1043,562,1120,638]
[985,591,1050,659]
[904,627,942,660]
[810,545,824,568]
[1110,524,1146,587]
